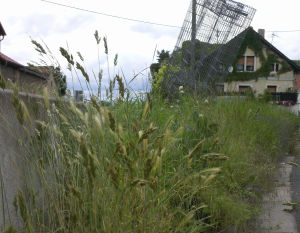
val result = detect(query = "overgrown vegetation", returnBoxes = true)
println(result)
[6,90,299,233]
[2,31,299,233]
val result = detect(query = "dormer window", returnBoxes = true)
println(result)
[270,63,279,72]
[236,56,255,72]
[236,57,244,72]
[246,56,254,71]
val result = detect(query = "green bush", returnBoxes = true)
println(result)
[259,89,273,102]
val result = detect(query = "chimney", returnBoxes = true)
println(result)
[258,29,265,38]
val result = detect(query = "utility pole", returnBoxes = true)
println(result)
[191,0,197,72]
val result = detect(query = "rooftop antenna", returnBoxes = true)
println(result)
[163,0,256,97]
[271,32,279,43]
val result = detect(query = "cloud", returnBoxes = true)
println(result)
[130,23,179,39]
[7,13,94,38]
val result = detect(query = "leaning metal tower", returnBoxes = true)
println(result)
[163,0,256,96]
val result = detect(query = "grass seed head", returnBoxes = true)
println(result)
[103,36,108,54]
[116,75,125,99]
[114,54,118,66]
[31,39,47,54]
[0,71,6,90]
[108,111,116,131]
[76,62,90,83]
[94,30,101,44]
[59,47,74,65]
[77,51,84,61]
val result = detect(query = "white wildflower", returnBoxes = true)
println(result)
[179,86,184,91]
[138,130,144,139]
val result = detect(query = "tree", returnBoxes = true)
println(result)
[53,66,67,96]
[150,50,170,77]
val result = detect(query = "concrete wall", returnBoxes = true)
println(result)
[0,89,45,231]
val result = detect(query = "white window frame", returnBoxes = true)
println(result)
[236,56,256,72]
[266,84,278,92]
[238,84,253,93]
[270,63,280,73]
[245,56,256,72]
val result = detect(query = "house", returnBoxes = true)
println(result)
[0,52,57,94]
[222,27,300,95]
[0,22,58,95]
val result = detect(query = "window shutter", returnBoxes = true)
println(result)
[237,57,244,65]
[246,56,254,66]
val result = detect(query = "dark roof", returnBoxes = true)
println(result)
[0,52,22,65]
[204,27,300,72]
[252,28,300,71]
[0,52,47,80]
[0,22,6,36]
[241,27,300,71]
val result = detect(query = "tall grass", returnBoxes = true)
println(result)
[3,32,299,232]
[6,92,298,233]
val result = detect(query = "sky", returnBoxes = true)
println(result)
[1,0,300,97]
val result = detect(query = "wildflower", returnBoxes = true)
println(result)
[199,114,204,118]
[170,105,174,108]
[179,86,184,91]
[204,99,209,104]
[180,90,184,94]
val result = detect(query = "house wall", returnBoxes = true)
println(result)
[294,75,300,90]
[225,78,294,94]
[47,73,58,96]
[0,64,49,94]
[225,47,296,95]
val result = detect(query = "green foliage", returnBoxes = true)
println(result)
[157,49,170,64]
[14,92,299,232]
[259,89,273,103]
[53,66,67,96]
[293,60,300,66]
[150,49,170,77]
[152,65,167,93]
[0,71,6,90]
[8,30,299,233]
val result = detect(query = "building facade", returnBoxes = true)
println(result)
[223,28,300,95]
[0,22,57,95]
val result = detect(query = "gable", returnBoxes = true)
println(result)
[226,28,300,82]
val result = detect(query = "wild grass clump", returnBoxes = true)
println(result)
[8,90,298,233]
[4,32,299,232]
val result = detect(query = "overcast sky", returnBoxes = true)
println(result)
[1,0,300,96]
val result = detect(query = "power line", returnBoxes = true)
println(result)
[40,0,182,29]
[39,1,300,34]
[266,29,300,33]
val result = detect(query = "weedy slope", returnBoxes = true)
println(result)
[5,91,299,233]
